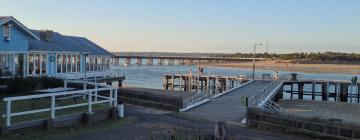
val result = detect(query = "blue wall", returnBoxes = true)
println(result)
[0,22,29,52]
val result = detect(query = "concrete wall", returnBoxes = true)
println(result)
[247,108,360,140]
[118,88,183,111]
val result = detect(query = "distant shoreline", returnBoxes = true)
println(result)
[205,61,360,75]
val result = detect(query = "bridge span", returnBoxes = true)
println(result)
[182,80,284,125]
[112,55,262,65]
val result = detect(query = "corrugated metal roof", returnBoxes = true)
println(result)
[29,30,113,56]
[0,16,10,23]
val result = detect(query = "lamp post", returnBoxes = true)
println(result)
[252,43,263,80]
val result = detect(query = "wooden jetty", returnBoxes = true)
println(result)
[163,74,248,95]
[283,80,360,103]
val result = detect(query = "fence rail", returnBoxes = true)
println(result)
[2,81,118,127]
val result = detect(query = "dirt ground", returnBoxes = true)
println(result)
[279,99,360,123]
[208,60,360,74]
[55,104,320,140]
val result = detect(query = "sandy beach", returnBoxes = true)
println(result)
[207,60,360,74]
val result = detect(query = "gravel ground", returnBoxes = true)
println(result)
[55,104,320,140]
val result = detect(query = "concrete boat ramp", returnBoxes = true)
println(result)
[183,80,283,125]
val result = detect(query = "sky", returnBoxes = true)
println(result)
[1,0,359,53]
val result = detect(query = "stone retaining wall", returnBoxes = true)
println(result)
[247,107,360,140]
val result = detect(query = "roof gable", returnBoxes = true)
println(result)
[0,16,40,40]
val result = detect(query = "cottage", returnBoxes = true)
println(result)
[0,16,114,79]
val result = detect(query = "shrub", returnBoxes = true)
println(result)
[6,77,63,95]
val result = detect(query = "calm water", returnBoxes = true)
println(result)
[112,65,358,89]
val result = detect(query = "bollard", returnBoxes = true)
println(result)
[241,97,248,106]
[117,101,124,118]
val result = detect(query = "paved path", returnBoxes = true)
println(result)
[56,104,319,140]
[184,80,282,124]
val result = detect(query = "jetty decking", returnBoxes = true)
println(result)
[183,80,283,124]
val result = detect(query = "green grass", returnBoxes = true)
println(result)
[0,97,109,126]
[0,97,129,140]
[0,117,134,140]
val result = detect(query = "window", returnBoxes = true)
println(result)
[34,54,40,75]
[76,55,80,72]
[57,55,62,73]
[71,55,76,72]
[3,24,11,40]
[41,54,47,74]
[28,54,34,75]
[62,55,66,73]
[67,55,71,73]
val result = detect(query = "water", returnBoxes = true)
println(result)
[112,65,358,89]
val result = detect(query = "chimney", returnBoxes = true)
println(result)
[39,30,53,42]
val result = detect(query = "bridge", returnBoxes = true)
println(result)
[112,55,262,65]
[182,80,284,125]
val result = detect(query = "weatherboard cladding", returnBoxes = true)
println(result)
[29,30,112,56]
[0,20,29,52]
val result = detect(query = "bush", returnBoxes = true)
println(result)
[6,77,63,95]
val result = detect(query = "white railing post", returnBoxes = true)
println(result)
[88,91,92,113]
[64,77,68,88]
[114,88,118,108]
[6,100,11,127]
[109,88,113,106]
[94,76,98,102]
[51,95,56,119]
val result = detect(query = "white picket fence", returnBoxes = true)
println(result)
[2,83,118,127]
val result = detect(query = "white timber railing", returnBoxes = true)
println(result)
[2,84,118,127]
[55,71,124,80]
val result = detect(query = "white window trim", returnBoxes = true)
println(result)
[3,24,11,40]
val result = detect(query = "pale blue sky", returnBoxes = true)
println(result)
[1,0,359,53]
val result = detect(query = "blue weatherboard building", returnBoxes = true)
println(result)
[0,16,113,78]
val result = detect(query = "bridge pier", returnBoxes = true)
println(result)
[147,58,153,65]
[136,58,142,65]
[168,59,174,65]
[158,59,164,65]
[125,58,131,66]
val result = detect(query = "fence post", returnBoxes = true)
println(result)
[6,100,11,127]
[94,76,98,102]
[51,95,56,119]
[109,88,113,106]
[114,88,118,108]
[88,91,92,113]
[64,77,68,88]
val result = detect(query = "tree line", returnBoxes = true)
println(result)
[229,52,360,62]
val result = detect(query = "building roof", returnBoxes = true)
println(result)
[29,30,113,56]
[0,16,40,40]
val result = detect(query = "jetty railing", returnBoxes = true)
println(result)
[248,80,284,109]
[2,83,118,127]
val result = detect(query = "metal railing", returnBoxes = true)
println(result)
[180,80,252,111]
[247,80,282,108]
[2,81,118,127]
